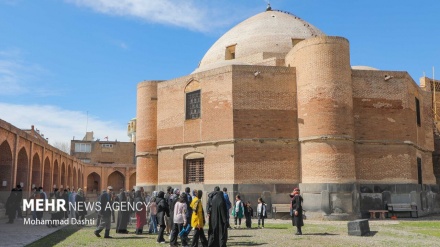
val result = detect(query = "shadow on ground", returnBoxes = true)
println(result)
[228,242,268,246]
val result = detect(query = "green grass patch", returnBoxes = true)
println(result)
[389,221,440,238]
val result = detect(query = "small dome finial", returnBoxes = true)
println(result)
[266,3,272,11]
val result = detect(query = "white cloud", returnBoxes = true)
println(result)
[65,0,251,32]
[0,103,129,145]
[0,49,57,96]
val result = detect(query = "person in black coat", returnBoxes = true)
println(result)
[290,187,304,235]
[244,201,253,229]
[15,185,23,219]
[156,191,170,243]
[5,189,17,224]
[94,186,114,238]
[116,190,130,233]
[207,188,228,247]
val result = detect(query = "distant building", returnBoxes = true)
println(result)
[127,118,136,143]
[70,132,136,194]
[135,7,440,219]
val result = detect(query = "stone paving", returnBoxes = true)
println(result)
[0,214,69,247]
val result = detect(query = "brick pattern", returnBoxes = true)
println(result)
[156,67,233,146]
[136,34,438,189]
[289,36,356,183]
[136,81,159,185]
[0,119,86,195]
[234,141,299,184]
[71,141,135,164]
[157,144,234,185]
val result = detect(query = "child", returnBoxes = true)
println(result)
[257,198,267,229]
[244,201,253,229]
[231,195,244,228]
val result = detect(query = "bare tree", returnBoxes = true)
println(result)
[52,141,71,154]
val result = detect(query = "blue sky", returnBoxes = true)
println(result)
[0,0,439,146]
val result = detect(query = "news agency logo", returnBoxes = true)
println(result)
[22,199,147,212]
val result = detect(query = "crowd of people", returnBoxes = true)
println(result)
[4,183,305,246]
[5,185,87,227]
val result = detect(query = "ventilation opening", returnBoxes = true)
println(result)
[225,44,236,60]
[292,38,304,47]
[415,97,421,126]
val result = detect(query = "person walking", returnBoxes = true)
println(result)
[207,188,228,247]
[191,190,208,247]
[231,195,244,229]
[156,191,170,244]
[222,188,232,229]
[116,189,130,234]
[290,187,304,235]
[257,198,267,229]
[164,186,172,235]
[134,190,146,235]
[169,188,180,238]
[170,193,189,247]
[94,186,113,238]
[75,189,87,225]
[5,189,17,224]
[244,201,253,229]
[147,191,158,233]
[15,185,23,219]
[179,187,192,241]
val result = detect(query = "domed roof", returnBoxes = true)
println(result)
[194,9,324,73]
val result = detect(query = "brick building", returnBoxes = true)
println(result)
[0,119,85,204]
[70,132,136,194]
[135,7,440,219]
[0,119,137,207]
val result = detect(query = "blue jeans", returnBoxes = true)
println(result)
[149,214,157,233]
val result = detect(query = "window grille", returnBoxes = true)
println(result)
[186,158,204,183]
[186,90,201,119]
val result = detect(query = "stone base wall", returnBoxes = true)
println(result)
[140,182,440,220]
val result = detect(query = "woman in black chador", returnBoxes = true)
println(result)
[290,187,304,235]
[116,190,130,233]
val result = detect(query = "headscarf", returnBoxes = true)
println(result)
[158,191,165,199]
[179,192,187,203]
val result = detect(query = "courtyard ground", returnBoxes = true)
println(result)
[25,215,440,247]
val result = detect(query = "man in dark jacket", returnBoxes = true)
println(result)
[15,185,23,219]
[94,186,114,238]
[156,191,170,244]
[207,187,228,247]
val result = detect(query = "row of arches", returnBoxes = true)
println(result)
[0,139,137,196]
[86,171,136,194]
[0,141,83,192]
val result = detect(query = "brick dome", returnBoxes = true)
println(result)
[194,9,324,73]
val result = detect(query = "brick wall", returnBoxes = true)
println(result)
[232,65,299,183]
[289,36,357,184]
